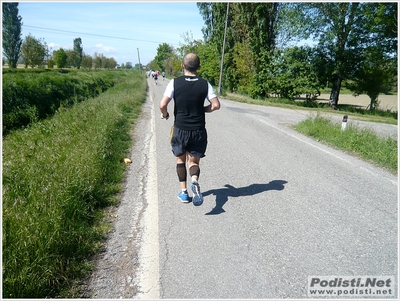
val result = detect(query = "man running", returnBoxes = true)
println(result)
[153,71,158,85]
[159,53,220,206]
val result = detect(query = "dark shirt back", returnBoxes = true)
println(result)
[173,76,208,130]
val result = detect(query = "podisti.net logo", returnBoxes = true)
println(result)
[308,276,395,298]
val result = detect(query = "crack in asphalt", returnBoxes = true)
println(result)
[159,212,175,298]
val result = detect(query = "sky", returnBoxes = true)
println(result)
[16,1,206,65]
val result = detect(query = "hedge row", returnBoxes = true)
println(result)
[2,69,115,134]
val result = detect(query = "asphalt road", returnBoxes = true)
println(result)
[85,77,397,299]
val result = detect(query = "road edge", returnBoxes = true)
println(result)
[135,87,160,299]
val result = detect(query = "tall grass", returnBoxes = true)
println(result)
[2,69,115,134]
[293,114,397,173]
[2,70,147,298]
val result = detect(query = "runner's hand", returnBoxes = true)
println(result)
[161,112,169,120]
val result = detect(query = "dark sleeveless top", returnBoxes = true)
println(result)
[173,75,208,130]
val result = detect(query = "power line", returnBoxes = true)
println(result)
[23,25,178,46]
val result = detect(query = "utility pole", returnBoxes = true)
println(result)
[137,48,142,74]
[218,2,229,95]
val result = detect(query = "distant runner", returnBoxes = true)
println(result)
[153,71,158,85]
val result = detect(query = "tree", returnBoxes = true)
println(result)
[198,2,231,48]
[65,49,75,68]
[237,3,281,97]
[362,2,398,55]
[293,2,397,108]
[81,53,92,69]
[226,42,253,92]
[2,2,23,68]
[198,2,282,96]
[54,48,67,68]
[100,54,107,69]
[107,57,117,69]
[197,2,234,89]
[147,59,158,71]
[47,58,55,68]
[93,52,106,69]
[298,3,363,107]
[178,31,201,57]
[162,53,181,77]
[21,34,48,68]
[345,46,397,110]
[275,3,313,48]
[104,57,110,69]
[236,3,280,55]
[154,43,174,71]
[194,2,397,103]
[72,37,83,69]
[125,62,133,69]
[176,32,207,78]
[270,46,323,99]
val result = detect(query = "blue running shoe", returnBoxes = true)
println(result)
[178,191,190,203]
[190,180,203,206]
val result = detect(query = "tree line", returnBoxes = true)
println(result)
[150,2,397,110]
[2,3,133,70]
[4,2,397,110]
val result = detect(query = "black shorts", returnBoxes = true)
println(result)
[170,126,208,158]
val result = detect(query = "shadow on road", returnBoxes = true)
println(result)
[202,180,288,215]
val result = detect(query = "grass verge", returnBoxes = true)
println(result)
[225,92,398,125]
[2,70,147,298]
[292,114,397,174]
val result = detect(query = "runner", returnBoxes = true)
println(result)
[159,53,220,206]
[153,71,158,85]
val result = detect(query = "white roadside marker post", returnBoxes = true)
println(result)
[341,115,348,131]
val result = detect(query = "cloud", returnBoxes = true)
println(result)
[48,42,59,48]
[95,43,116,53]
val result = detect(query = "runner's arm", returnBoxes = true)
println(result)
[204,97,220,113]
[160,80,174,119]
[204,82,220,113]
[160,95,171,119]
